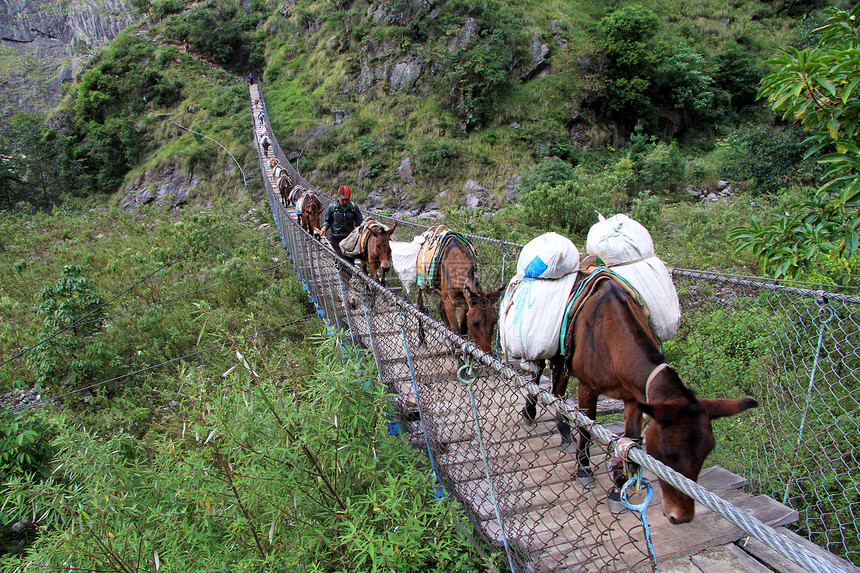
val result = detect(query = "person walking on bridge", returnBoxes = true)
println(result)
[320,185,363,263]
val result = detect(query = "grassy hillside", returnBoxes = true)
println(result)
[256,0,817,199]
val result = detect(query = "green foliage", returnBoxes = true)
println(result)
[637,141,687,195]
[731,5,860,282]
[0,415,54,481]
[25,265,119,389]
[715,41,766,110]
[590,5,667,129]
[630,191,662,229]
[438,0,522,129]
[719,124,810,195]
[0,340,491,571]
[520,178,614,236]
[446,27,515,128]
[515,156,577,199]
[0,113,65,210]
[415,138,462,177]
[657,44,715,114]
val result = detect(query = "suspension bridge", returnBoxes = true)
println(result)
[248,83,859,573]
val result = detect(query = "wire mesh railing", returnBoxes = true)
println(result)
[669,268,860,566]
[250,84,859,572]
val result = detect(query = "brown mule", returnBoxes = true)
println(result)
[277,173,293,206]
[357,223,397,284]
[416,235,501,353]
[297,191,323,237]
[522,277,756,524]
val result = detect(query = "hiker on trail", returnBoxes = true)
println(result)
[258,110,265,127]
[320,185,363,263]
[261,134,271,157]
[248,73,254,85]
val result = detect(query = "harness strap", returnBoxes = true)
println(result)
[609,253,655,268]
[645,363,669,403]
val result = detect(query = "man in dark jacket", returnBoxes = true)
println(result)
[320,185,363,263]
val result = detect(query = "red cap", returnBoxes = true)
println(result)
[337,185,350,198]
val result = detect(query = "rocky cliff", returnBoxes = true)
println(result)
[0,0,138,113]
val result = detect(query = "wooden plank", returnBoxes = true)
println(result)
[738,527,860,573]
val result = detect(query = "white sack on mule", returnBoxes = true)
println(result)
[516,232,580,279]
[499,272,578,369]
[586,213,680,341]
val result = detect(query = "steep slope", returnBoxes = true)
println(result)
[0,0,139,113]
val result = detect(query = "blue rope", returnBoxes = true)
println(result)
[394,311,442,497]
[621,476,658,572]
[458,357,517,573]
[784,297,836,504]
[336,264,359,350]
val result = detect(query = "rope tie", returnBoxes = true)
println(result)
[621,475,659,573]
[783,293,836,505]
[457,356,517,573]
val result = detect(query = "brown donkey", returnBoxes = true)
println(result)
[297,191,323,237]
[417,233,501,353]
[522,276,756,524]
[357,222,397,284]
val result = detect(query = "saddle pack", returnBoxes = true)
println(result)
[339,218,388,258]
[415,225,476,290]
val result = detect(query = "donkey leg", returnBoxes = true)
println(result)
[416,292,427,348]
[575,384,599,488]
[575,426,595,488]
[549,356,573,447]
[521,364,543,424]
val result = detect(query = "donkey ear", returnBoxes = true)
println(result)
[388,222,398,234]
[700,397,758,420]
[488,287,503,302]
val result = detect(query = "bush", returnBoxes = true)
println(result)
[637,141,687,195]
[520,175,616,236]
[2,339,492,571]
[415,139,462,177]
[26,265,119,389]
[0,414,54,481]
[515,156,577,199]
[718,125,811,195]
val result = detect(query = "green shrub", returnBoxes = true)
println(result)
[718,124,812,195]
[515,156,577,199]
[2,339,492,571]
[26,265,119,389]
[0,414,54,481]
[637,141,687,195]
[415,139,462,177]
[520,176,616,236]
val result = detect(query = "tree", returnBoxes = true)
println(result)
[27,265,118,388]
[729,5,860,284]
[0,113,69,210]
[590,5,667,130]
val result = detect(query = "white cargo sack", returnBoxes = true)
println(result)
[517,232,581,279]
[586,214,680,341]
[499,272,578,366]
[390,239,422,294]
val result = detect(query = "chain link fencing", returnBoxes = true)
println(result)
[251,84,858,572]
